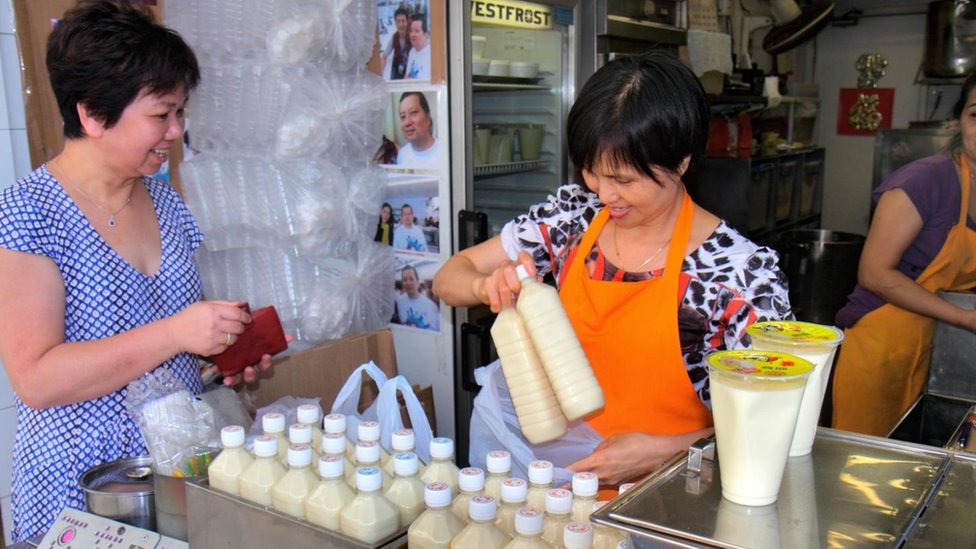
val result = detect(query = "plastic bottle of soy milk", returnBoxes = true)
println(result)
[526,460,554,510]
[484,450,512,503]
[348,441,392,491]
[322,432,356,484]
[358,420,392,466]
[262,412,289,465]
[452,467,486,522]
[421,437,460,497]
[385,429,423,476]
[271,444,318,519]
[306,454,354,531]
[407,482,465,549]
[591,502,626,549]
[570,472,598,524]
[563,522,594,549]
[323,413,356,459]
[514,265,605,421]
[239,434,286,506]
[288,423,320,462]
[496,478,528,538]
[208,425,253,496]
[491,308,569,443]
[296,404,323,452]
[504,507,549,549]
[384,452,426,527]
[451,495,508,549]
[340,467,400,543]
[542,488,574,548]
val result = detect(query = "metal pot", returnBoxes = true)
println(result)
[924,0,976,78]
[775,229,865,326]
[78,456,156,530]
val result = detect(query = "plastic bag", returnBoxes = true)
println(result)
[469,360,603,486]
[377,375,434,463]
[330,361,389,447]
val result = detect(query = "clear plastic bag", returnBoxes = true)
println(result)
[317,0,377,70]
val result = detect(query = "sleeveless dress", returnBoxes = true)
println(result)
[0,165,204,541]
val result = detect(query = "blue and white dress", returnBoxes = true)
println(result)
[0,165,204,541]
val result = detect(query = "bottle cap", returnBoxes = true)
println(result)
[486,450,511,473]
[253,434,278,457]
[393,452,419,476]
[358,420,380,442]
[572,471,599,497]
[618,482,635,494]
[563,522,594,549]
[356,440,380,464]
[355,467,383,492]
[429,437,454,459]
[220,425,245,448]
[468,495,497,521]
[391,429,415,452]
[515,264,531,281]
[296,404,321,426]
[287,444,312,467]
[458,467,485,492]
[289,423,312,445]
[514,507,544,535]
[262,412,285,434]
[528,460,554,484]
[318,454,345,478]
[545,488,573,514]
[323,413,347,434]
[321,432,347,455]
[501,478,528,502]
[424,482,452,507]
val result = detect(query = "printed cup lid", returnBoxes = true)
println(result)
[746,321,843,346]
[706,350,813,379]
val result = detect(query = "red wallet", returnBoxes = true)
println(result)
[209,304,288,377]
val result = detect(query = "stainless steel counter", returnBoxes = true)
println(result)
[904,452,976,548]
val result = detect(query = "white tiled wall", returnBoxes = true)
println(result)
[0,0,28,543]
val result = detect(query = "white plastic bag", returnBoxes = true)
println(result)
[377,375,434,463]
[469,360,603,485]
[330,361,389,446]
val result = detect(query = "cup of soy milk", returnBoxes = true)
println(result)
[746,321,844,456]
[707,350,813,506]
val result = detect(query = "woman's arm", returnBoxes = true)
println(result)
[0,248,255,409]
[566,428,714,485]
[859,188,976,330]
[432,235,536,312]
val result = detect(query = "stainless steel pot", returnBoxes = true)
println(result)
[924,0,976,78]
[78,455,156,530]
[775,229,864,326]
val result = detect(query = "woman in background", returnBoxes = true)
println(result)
[374,202,394,245]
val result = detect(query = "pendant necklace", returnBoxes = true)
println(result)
[55,159,133,228]
[613,222,671,273]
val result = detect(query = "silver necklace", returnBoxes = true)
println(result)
[55,160,133,228]
[613,222,672,272]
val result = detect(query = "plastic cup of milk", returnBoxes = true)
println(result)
[707,350,813,506]
[746,321,844,456]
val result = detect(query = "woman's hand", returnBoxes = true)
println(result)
[168,300,253,357]
[475,251,537,313]
[214,332,294,387]
[566,429,713,486]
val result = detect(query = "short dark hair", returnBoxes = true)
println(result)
[567,51,709,188]
[401,204,413,214]
[399,91,431,116]
[401,265,419,280]
[395,6,412,19]
[47,1,201,139]
[410,13,428,33]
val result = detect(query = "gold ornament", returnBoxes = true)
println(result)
[848,93,884,131]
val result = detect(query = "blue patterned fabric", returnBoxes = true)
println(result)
[0,165,204,541]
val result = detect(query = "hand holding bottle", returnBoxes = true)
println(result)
[475,251,537,313]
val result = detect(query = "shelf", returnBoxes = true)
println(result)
[473,82,551,91]
[474,160,547,177]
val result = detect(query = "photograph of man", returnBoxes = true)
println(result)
[393,203,428,252]
[396,92,439,169]
[405,13,430,80]
[381,5,411,80]
[395,265,440,331]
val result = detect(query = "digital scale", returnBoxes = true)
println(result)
[33,508,187,549]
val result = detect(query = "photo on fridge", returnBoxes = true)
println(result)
[380,195,438,254]
[392,255,441,332]
[375,89,442,171]
[377,0,432,82]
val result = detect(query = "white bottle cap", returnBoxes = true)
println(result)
[515,264,531,281]
[468,495,497,521]
[563,522,594,549]
[287,444,312,467]
[618,482,635,494]
[322,432,347,455]
[429,437,454,459]
[458,467,485,492]
[253,434,278,457]
[289,423,312,445]
[262,413,285,434]
[486,450,511,473]
[323,413,347,434]
[572,471,599,497]
[296,404,321,426]
[358,420,380,442]
[514,507,544,535]
[393,452,419,476]
[356,440,380,464]
[501,478,528,503]
[425,482,452,507]
[356,467,383,492]
[220,425,245,448]
[318,454,345,478]
[545,488,573,514]
[528,460,554,484]
[391,429,415,452]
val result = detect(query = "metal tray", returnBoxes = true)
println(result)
[904,452,976,547]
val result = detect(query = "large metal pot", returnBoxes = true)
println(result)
[79,456,156,530]
[775,229,865,326]
[924,0,976,78]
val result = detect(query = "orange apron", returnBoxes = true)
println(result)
[559,191,712,439]
[833,159,976,436]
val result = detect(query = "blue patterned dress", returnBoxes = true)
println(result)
[0,165,204,541]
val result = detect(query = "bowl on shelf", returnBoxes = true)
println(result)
[472,58,491,76]
[471,35,487,60]
[488,59,511,77]
[510,61,539,79]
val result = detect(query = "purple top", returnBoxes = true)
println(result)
[836,154,976,328]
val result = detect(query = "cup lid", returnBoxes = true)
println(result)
[706,350,813,380]
[746,321,844,346]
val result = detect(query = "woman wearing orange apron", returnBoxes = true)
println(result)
[434,52,793,487]
[833,74,976,436]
